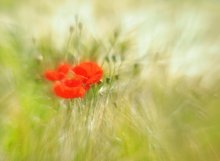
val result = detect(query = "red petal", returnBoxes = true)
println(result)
[53,82,86,99]
[72,62,103,85]
[57,63,71,74]
[85,72,103,85]
[44,70,60,81]
[72,66,89,78]
[84,84,90,90]
[44,63,71,81]
[63,78,82,87]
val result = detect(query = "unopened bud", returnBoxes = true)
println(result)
[106,77,111,84]
[112,55,116,62]
[78,22,83,30]
[115,75,119,80]
[105,56,110,63]
[69,26,74,33]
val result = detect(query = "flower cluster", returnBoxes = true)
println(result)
[44,62,103,99]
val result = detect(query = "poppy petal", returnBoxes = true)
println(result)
[53,82,86,99]
[72,62,103,85]
[44,70,60,81]
[72,66,89,78]
[85,72,103,85]
[57,63,71,74]
[63,78,82,87]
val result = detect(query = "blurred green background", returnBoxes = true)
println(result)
[1,0,220,161]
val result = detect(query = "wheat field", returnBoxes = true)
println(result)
[0,0,220,161]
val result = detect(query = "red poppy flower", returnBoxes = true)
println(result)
[53,78,86,99]
[44,63,71,81]
[72,62,103,86]
[44,61,103,99]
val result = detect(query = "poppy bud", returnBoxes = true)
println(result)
[69,26,74,33]
[78,22,83,31]
[115,75,119,80]
[106,77,111,84]
[105,56,110,63]
[112,55,117,62]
